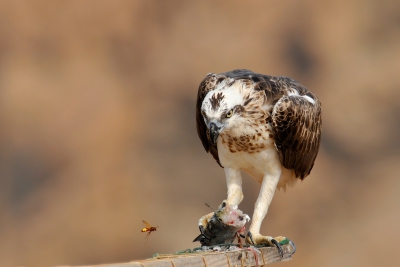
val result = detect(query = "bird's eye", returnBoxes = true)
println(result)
[226,109,233,118]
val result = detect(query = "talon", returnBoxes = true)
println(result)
[288,239,296,256]
[247,231,256,246]
[271,239,284,258]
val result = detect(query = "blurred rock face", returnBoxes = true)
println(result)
[0,1,399,267]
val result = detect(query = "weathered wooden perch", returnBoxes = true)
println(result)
[81,244,294,267]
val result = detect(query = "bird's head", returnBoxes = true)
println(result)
[201,88,246,145]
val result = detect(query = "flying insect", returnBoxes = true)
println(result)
[141,220,158,242]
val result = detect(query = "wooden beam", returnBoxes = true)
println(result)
[87,244,295,267]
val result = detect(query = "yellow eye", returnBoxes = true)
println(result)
[226,109,233,118]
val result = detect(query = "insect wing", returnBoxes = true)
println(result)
[142,220,152,229]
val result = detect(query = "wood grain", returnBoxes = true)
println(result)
[76,244,295,267]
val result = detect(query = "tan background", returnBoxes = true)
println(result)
[0,1,399,266]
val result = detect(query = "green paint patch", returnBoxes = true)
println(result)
[279,238,290,245]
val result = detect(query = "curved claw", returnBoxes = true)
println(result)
[271,239,284,258]
[247,231,256,246]
[288,239,296,256]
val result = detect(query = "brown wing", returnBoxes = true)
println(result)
[196,73,223,167]
[271,85,322,179]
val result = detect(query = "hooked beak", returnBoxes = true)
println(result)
[209,122,223,145]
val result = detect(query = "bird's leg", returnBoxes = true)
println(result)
[224,167,243,206]
[193,168,249,246]
[246,168,288,256]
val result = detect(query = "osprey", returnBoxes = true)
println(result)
[196,69,321,247]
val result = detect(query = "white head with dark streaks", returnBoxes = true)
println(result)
[200,81,257,145]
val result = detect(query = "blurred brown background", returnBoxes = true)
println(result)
[0,1,399,266]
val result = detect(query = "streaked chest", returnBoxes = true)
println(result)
[217,125,276,170]
[219,129,271,154]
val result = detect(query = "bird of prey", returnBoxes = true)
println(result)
[196,69,321,247]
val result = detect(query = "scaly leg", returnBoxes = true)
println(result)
[224,167,243,206]
[246,167,287,255]
[196,167,243,236]
[194,167,242,245]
